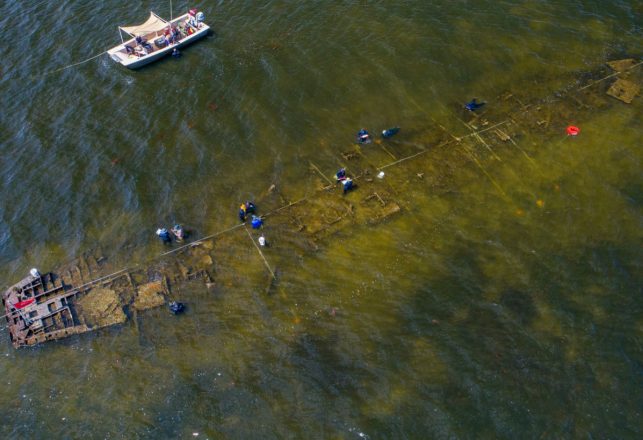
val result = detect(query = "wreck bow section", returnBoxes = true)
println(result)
[2,246,214,348]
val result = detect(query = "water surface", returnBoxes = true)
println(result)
[0,1,640,438]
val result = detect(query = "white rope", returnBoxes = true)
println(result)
[37,50,108,79]
[244,225,276,279]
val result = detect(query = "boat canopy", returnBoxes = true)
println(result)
[120,12,168,36]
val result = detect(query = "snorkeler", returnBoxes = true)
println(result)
[381,127,400,138]
[156,228,171,243]
[465,98,485,111]
[357,129,371,144]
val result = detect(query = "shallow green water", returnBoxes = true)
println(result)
[0,1,641,438]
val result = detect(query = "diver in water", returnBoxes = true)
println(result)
[357,129,371,144]
[381,127,400,138]
[169,301,185,314]
[251,215,263,229]
[171,224,185,242]
[156,228,171,244]
[465,98,485,111]
[335,168,347,181]
[342,177,354,194]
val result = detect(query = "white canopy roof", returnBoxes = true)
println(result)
[120,12,168,36]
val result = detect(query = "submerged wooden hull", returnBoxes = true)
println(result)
[2,59,639,348]
[2,246,214,348]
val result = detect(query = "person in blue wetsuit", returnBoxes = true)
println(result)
[465,98,485,111]
[156,228,171,243]
[381,127,400,138]
[251,215,263,229]
[357,129,371,144]
[342,177,354,194]
[169,301,185,314]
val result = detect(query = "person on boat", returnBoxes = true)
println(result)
[135,36,153,53]
[251,215,263,229]
[171,26,181,43]
[156,228,171,243]
[357,129,371,144]
[335,168,347,182]
[161,28,172,46]
[136,45,148,56]
[342,177,354,194]
[186,9,198,30]
[196,12,205,29]
[239,203,247,222]
[171,224,185,242]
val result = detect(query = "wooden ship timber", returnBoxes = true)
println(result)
[2,59,640,348]
[2,245,215,348]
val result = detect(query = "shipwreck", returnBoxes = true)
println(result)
[2,58,640,348]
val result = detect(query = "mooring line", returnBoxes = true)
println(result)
[378,143,397,160]
[244,226,276,279]
[459,143,510,201]
[377,140,452,170]
[35,51,108,80]
[577,60,643,91]
[159,223,245,257]
[309,161,334,186]
[457,120,511,144]
[504,131,539,169]
[459,118,503,162]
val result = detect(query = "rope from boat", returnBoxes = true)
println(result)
[37,50,108,78]
[244,225,276,280]
[158,223,246,257]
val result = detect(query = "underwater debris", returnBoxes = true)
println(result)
[606,59,638,73]
[606,78,639,104]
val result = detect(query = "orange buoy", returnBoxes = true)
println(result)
[566,125,580,136]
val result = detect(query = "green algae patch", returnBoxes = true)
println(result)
[132,280,167,311]
[76,288,126,329]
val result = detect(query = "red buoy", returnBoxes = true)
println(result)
[566,125,580,136]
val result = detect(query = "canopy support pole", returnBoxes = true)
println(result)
[170,0,173,20]
[119,27,123,43]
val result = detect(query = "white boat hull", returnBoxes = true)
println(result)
[108,13,210,69]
